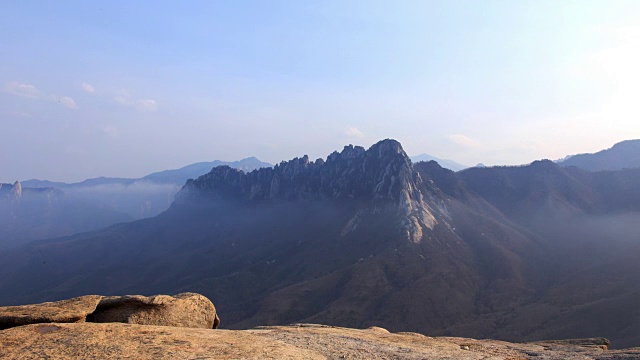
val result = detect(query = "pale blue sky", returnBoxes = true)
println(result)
[2,1,640,182]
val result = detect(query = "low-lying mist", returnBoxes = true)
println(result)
[66,181,182,219]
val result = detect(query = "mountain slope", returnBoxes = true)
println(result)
[457,161,640,348]
[558,139,640,171]
[3,141,640,347]
[0,140,543,343]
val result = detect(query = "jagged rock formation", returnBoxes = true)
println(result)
[0,293,219,330]
[2,139,640,349]
[1,322,638,359]
[177,140,437,243]
[10,181,22,199]
[0,139,543,344]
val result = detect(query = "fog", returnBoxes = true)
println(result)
[64,181,182,219]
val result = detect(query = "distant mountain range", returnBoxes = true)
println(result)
[557,139,640,171]
[2,139,640,348]
[410,154,468,171]
[0,182,132,250]
[22,157,272,188]
[0,157,271,250]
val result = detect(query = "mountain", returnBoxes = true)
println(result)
[411,153,468,171]
[456,161,640,347]
[18,157,272,222]
[0,140,543,341]
[557,139,640,171]
[0,157,271,250]
[2,140,640,348]
[142,157,272,184]
[22,157,272,189]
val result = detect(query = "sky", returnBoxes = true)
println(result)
[2,0,640,182]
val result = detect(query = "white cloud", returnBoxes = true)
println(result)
[4,82,39,98]
[136,99,158,112]
[114,89,158,112]
[4,82,78,110]
[101,125,119,137]
[57,96,78,109]
[82,83,95,93]
[449,134,480,148]
[345,126,365,138]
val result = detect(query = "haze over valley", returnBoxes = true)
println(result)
[3,1,640,358]
[2,139,640,351]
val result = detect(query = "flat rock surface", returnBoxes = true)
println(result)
[0,293,219,330]
[0,295,101,329]
[2,322,640,359]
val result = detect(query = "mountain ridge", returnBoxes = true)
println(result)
[1,139,640,348]
[411,153,468,171]
[21,157,272,188]
[558,139,640,171]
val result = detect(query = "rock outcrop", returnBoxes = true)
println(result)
[177,139,438,243]
[10,181,22,199]
[0,293,219,330]
[0,295,101,330]
[1,322,638,359]
[88,292,220,329]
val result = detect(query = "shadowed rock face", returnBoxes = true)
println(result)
[176,139,437,243]
[0,293,219,330]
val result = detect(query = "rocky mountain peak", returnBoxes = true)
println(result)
[176,139,437,242]
[10,181,22,198]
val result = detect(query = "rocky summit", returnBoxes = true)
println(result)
[2,294,640,359]
[176,139,437,243]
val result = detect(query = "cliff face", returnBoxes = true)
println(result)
[10,181,22,199]
[177,139,437,243]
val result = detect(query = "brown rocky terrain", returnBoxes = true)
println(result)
[2,294,639,359]
[0,293,219,330]
[2,322,640,359]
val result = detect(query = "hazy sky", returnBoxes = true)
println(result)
[2,1,640,182]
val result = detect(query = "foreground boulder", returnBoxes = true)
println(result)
[0,295,101,330]
[0,293,219,330]
[88,292,220,329]
[1,323,638,359]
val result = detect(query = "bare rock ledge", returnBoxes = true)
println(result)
[0,292,219,330]
[2,323,640,359]
[2,295,640,359]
